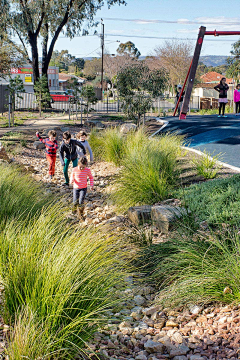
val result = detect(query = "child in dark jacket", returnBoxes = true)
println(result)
[36,130,58,181]
[214,77,229,118]
[59,131,86,186]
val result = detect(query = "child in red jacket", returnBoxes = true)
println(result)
[36,130,58,181]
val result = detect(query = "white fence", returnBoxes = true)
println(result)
[14,93,201,114]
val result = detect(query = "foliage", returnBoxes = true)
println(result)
[191,150,223,179]
[112,129,183,210]
[153,40,193,91]
[175,174,240,227]
[226,39,240,79]
[117,63,168,124]
[83,58,102,79]
[117,41,141,58]
[7,75,25,125]
[0,37,24,75]
[81,85,98,119]
[0,163,129,358]
[143,230,240,308]
[34,75,52,116]
[49,50,85,73]
[2,0,126,82]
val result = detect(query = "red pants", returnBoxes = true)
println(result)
[46,154,56,176]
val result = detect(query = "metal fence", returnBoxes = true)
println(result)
[0,85,10,113]
[13,92,201,114]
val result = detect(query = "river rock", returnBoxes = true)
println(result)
[144,339,164,353]
[151,205,186,233]
[33,141,45,150]
[134,295,145,306]
[128,205,152,225]
[120,123,137,134]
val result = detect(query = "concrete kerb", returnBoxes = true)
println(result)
[149,118,169,137]
[182,146,240,173]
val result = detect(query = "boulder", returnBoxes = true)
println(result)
[151,205,186,233]
[120,123,137,134]
[128,205,152,225]
[33,141,45,150]
[84,120,105,128]
[0,142,10,162]
[144,339,164,353]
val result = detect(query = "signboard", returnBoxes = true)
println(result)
[25,74,32,83]
[11,67,58,74]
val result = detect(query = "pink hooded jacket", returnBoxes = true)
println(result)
[234,89,240,103]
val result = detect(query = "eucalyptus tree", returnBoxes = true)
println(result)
[1,0,126,84]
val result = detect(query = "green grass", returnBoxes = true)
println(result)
[191,150,223,179]
[89,127,125,165]
[112,129,184,211]
[89,128,184,210]
[0,163,129,358]
[175,174,240,227]
[140,229,240,308]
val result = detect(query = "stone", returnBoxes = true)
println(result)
[135,355,147,360]
[165,320,179,327]
[134,295,145,306]
[189,356,204,360]
[0,143,10,161]
[172,357,187,360]
[168,344,190,358]
[151,205,187,233]
[142,306,160,317]
[171,332,183,343]
[33,141,45,150]
[120,123,137,134]
[128,205,152,226]
[144,340,164,353]
[190,305,202,315]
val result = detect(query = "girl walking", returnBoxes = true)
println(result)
[214,77,229,118]
[234,84,240,116]
[70,156,94,219]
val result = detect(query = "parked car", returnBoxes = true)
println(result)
[50,90,74,103]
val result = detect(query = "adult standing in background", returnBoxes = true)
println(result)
[214,77,229,118]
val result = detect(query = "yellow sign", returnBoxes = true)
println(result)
[25,74,32,83]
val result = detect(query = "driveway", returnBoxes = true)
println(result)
[159,114,240,168]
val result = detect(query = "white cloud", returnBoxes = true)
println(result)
[106,29,124,34]
[177,16,240,30]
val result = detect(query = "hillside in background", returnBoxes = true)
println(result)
[200,56,229,67]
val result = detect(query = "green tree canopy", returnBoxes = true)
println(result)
[117,63,168,124]
[226,39,240,79]
[1,0,126,84]
[117,41,141,58]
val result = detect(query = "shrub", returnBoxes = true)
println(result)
[148,230,240,308]
[89,128,125,165]
[0,164,129,358]
[175,174,240,227]
[112,130,184,211]
[191,150,223,179]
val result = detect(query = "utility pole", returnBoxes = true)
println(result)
[100,19,104,101]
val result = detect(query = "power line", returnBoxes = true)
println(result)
[101,17,240,26]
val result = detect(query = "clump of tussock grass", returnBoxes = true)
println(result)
[141,229,240,308]
[0,164,130,358]
[89,127,125,165]
[112,129,184,211]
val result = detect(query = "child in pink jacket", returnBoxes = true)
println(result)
[234,84,240,116]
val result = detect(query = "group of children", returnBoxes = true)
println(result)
[36,130,94,218]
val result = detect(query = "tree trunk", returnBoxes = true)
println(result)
[30,36,40,84]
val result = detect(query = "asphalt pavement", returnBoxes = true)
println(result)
[159,114,240,168]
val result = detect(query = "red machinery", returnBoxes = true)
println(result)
[173,27,240,119]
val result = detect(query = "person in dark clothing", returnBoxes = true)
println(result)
[59,131,86,186]
[214,77,229,118]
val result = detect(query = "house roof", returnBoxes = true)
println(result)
[200,72,232,84]
[59,73,86,82]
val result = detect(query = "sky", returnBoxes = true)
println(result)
[53,0,240,59]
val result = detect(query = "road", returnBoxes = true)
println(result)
[158,114,240,168]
